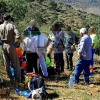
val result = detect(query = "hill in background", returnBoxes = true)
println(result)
[0,0,100,35]
[18,0,100,35]
[55,0,100,15]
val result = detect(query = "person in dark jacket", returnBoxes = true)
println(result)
[51,23,65,73]
[65,26,76,71]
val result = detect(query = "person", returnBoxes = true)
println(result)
[0,13,21,82]
[25,20,40,35]
[88,27,98,74]
[23,27,39,73]
[74,28,92,84]
[51,23,65,73]
[35,32,50,77]
[65,26,76,71]
[47,26,55,60]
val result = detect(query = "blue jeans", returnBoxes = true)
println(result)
[74,59,90,83]
[90,49,95,66]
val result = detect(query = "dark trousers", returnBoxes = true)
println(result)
[26,53,38,73]
[54,53,64,72]
[66,53,73,70]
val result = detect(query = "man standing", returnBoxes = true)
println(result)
[65,26,76,71]
[51,23,65,73]
[0,13,21,82]
[74,28,92,84]
[23,27,39,73]
[88,27,98,74]
[35,33,50,77]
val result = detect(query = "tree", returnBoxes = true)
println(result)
[48,0,57,10]
[0,0,7,18]
[3,0,27,22]
[53,19,65,28]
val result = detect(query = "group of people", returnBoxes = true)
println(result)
[0,13,98,85]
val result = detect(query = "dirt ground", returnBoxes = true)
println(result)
[0,51,100,100]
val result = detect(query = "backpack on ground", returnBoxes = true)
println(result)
[28,75,48,99]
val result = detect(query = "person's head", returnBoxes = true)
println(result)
[88,27,95,35]
[3,13,11,22]
[30,20,35,27]
[51,23,60,33]
[11,17,14,24]
[66,25,71,33]
[80,28,87,37]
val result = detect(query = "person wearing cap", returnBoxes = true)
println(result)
[74,28,92,84]
[0,13,21,82]
[51,23,65,73]
[65,26,76,71]
[88,27,98,74]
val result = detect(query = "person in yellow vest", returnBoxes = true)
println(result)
[88,27,98,74]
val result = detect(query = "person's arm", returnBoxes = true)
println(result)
[78,38,85,59]
[13,25,21,40]
[92,43,94,48]
[45,39,51,47]
[22,40,27,56]
[71,33,76,49]
[43,35,50,47]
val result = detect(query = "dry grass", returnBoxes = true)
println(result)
[0,51,100,100]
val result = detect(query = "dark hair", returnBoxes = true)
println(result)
[11,17,14,22]
[3,13,11,21]
[66,26,71,31]
[53,23,59,28]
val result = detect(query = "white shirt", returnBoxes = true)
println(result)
[35,34,48,47]
[23,36,37,52]
[23,34,48,53]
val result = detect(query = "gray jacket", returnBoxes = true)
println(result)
[65,31,76,53]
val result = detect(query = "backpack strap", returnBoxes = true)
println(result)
[28,37,36,49]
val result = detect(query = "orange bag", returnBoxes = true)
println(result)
[16,48,23,57]
[21,61,27,69]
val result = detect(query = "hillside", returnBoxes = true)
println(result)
[18,0,100,34]
[0,1,100,100]
[0,0,100,34]
[55,0,100,15]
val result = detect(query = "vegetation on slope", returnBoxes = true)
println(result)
[0,0,100,53]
